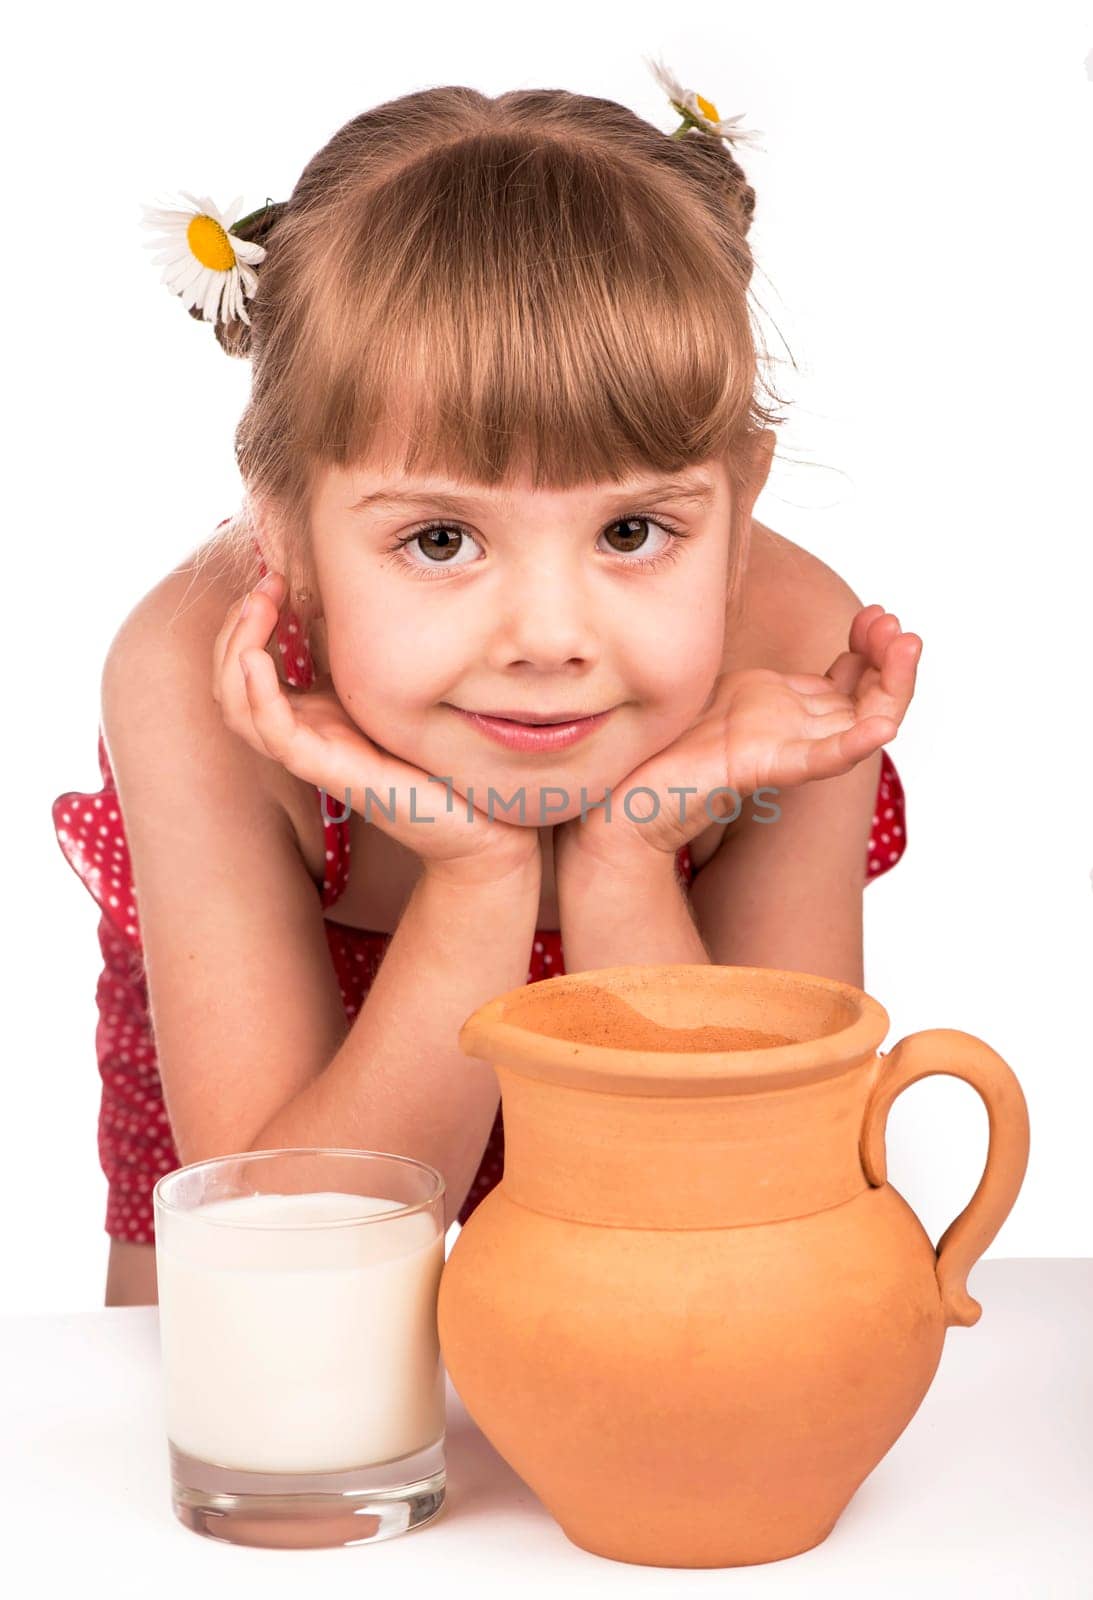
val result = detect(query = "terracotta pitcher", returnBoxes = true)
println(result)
[436,963,1030,1569]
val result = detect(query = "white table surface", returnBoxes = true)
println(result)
[1,1258,1089,1597]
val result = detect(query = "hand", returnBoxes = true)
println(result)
[213,572,541,877]
[555,604,922,868]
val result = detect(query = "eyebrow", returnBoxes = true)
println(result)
[348,476,716,517]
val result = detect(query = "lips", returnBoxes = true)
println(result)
[466,710,604,725]
[449,705,615,752]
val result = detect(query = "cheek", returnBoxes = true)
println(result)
[325,611,453,742]
[325,595,401,683]
[637,570,725,660]
[628,620,723,702]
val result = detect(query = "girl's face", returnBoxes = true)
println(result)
[308,450,738,826]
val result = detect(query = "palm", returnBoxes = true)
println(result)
[326,683,516,848]
[280,677,382,753]
[558,606,921,860]
[711,664,887,794]
[218,576,538,871]
[247,670,533,865]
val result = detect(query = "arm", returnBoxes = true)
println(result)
[553,580,917,988]
[688,748,882,988]
[688,573,903,987]
[557,749,878,986]
[555,842,710,972]
[246,852,542,1230]
[102,567,542,1233]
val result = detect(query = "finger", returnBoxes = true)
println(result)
[240,644,338,783]
[781,669,849,695]
[215,574,287,732]
[240,646,436,811]
[855,633,921,723]
[802,714,897,780]
[849,605,887,655]
[213,572,286,691]
[795,654,862,697]
[809,608,900,695]
[863,610,902,668]
[799,687,858,715]
[880,631,922,698]
[210,595,247,706]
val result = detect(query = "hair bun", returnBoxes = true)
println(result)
[672,128,757,238]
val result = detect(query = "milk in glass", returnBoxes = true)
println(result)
[156,1190,445,1473]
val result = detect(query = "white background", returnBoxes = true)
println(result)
[7,1,1091,1313]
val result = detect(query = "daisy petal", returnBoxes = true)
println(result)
[201,271,221,322]
[714,116,765,150]
[140,206,191,229]
[168,257,205,292]
[148,245,193,267]
[644,54,687,107]
[231,236,268,266]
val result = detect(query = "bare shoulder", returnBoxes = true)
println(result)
[97,536,351,1167]
[689,520,867,871]
[725,519,865,675]
[102,534,245,738]
[100,534,306,823]
[103,534,252,671]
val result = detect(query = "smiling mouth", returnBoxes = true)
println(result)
[446,704,616,750]
[450,708,608,725]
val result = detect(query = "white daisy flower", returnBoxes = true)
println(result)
[643,55,764,150]
[140,191,268,327]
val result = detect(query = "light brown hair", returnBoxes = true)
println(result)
[206,83,789,635]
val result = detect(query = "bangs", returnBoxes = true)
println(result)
[225,92,788,626]
[288,133,763,491]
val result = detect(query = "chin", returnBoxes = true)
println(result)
[498,765,636,830]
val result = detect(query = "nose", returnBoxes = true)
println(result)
[486,556,600,671]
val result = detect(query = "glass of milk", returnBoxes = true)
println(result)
[153,1147,446,1548]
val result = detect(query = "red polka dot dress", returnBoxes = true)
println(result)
[51,527,908,1244]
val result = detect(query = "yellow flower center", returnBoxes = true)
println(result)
[695,92,720,123]
[186,214,236,272]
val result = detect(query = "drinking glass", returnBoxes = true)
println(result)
[153,1147,446,1548]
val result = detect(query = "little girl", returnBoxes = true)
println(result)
[53,67,920,1306]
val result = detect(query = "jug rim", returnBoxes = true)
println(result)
[459,963,891,1095]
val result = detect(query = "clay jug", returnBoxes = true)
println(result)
[436,963,1030,1569]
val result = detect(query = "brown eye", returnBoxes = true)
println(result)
[413,525,464,562]
[603,516,654,554]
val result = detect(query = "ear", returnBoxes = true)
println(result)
[745,428,776,508]
[724,430,776,540]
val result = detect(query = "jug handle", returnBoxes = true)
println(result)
[860,1028,1030,1329]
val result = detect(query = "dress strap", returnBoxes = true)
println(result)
[247,535,315,691]
[318,787,353,910]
